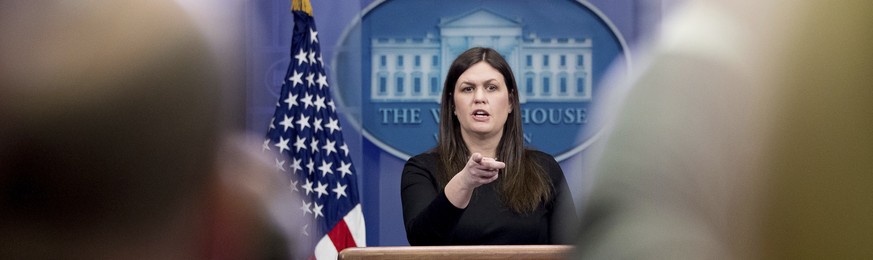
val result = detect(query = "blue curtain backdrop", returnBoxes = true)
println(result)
[246,0,667,246]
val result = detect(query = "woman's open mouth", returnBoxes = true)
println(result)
[472,109,490,121]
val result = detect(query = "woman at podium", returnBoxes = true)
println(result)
[401,47,577,245]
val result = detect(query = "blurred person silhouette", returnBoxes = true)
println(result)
[572,0,793,258]
[401,47,577,245]
[574,0,872,259]
[0,1,300,259]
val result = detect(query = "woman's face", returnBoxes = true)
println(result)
[453,61,512,140]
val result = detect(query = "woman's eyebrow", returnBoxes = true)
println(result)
[459,79,500,85]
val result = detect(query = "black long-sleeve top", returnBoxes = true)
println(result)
[400,150,578,245]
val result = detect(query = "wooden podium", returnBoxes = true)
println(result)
[338,245,573,259]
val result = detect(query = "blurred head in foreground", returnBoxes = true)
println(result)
[0,1,292,259]
[575,0,873,259]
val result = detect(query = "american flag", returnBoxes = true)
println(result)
[264,0,366,258]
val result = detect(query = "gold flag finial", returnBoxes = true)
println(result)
[292,0,312,15]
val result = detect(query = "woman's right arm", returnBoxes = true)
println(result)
[400,155,464,245]
[401,153,505,245]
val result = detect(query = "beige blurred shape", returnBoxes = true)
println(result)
[760,0,873,258]
[574,0,872,259]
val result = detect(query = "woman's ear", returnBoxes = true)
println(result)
[508,90,515,114]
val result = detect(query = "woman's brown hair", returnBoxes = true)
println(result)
[434,47,552,214]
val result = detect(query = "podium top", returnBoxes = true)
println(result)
[338,245,573,260]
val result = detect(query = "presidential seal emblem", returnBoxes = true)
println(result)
[332,0,629,161]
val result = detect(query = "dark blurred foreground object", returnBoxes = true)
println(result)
[0,1,294,259]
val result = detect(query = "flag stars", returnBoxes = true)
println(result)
[323,139,337,157]
[318,160,333,177]
[288,70,304,87]
[262,139,271,152]
[313,118,324,133]
[313,202,324,219]
[327,100,335,112]
[306,159,315,175]
[309,28,318,43]
[309,51,318,65]
[294,136,307,152]
[338,161,353,178]
[325,118,341,134]
[340,143,350,157]
[275,158,286,172]
[301,93,314,110]
[279,114,294,131]
[314,95,326,112]
[306,72,316,87]
[284,92,299,108]
[289,179,299,192]
[294,49,308,65]
[310,138,320,155]
[275,137,290,154]
[302,179,314,195]
[316,73,328,89]
[296,114,311,131]
[300,200,312,216]
[291,158,303,173]
[308,51,317,65]
[333,182,348,199]
[314,181,329,199]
